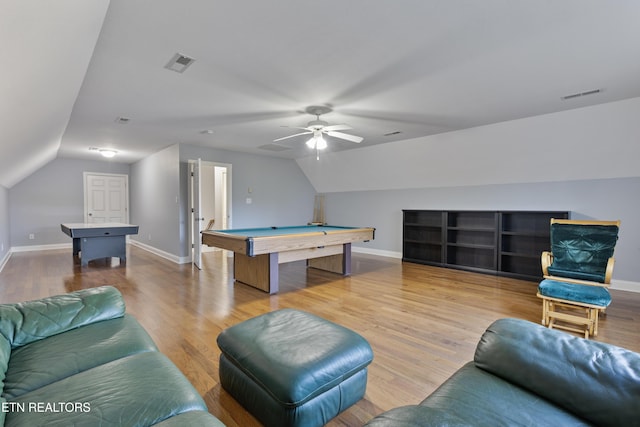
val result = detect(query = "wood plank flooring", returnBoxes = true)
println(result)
[1,246,639,426]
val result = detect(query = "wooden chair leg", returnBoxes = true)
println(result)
[542,299,553,326]
[591,308,599,337]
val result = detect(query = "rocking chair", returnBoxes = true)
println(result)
[537,219,620,338]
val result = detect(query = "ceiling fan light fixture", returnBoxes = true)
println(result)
[99,149,117,158]
[306,133,327,150]
[316,135,327,149]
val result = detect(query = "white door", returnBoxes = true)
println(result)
[84,173,129,223]
[192,159,203,269]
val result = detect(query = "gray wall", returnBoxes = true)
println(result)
[8,157,130,247]
[325,177,640,283]
[180,144,317,225]
[0,185,9,263]
[179,144,317,258]
[297,98,640,287]
[128,143,317,260]
[129,144,182,257]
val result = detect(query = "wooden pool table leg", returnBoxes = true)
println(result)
[233,252,279,294]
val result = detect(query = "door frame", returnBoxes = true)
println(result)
[83,172,130,223]
[188,160,232,265]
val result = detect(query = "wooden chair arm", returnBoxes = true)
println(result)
[604,257,615,284]
[541,251,553,276]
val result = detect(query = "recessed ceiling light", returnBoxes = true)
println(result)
[200,129,214,134]
[99,149,117,158]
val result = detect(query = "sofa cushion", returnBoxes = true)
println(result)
[474,318,640,427]
[363,405,470,426]
[151,410,226,427]
[422,362,589,426]
[4,351,209,427]
[3,314,157,399]
[0,334,10,387]
[0,286,125,348]
[364,362,588,427]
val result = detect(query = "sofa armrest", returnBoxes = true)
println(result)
[474,318,640,427]
[0,286,125,348]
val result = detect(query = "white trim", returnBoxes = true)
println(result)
[610,279,640,293]
[0,251,11,272]
[353,246,402,259]
[11,243,72,252]
[352,247,640,293]
[128,240,191,264]
[4,243,639,293]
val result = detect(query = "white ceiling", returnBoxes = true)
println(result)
[3,0,640,187]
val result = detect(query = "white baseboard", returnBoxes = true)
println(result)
[352,247,640,293]
[4,242,639,293]
[11,243,72,252]
[353,246,402,259]
[0,251,11,272]
[611,279,640,293]
[128,240,191,264]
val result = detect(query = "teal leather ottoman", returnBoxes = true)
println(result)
[217,309,373,427]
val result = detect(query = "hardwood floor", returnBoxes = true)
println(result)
[1,246,639,426]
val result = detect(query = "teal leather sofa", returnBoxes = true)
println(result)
[364,318,640,427]
[0,286,224,427]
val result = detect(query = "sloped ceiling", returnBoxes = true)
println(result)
[0,0,110,188]
[3,0,640,188]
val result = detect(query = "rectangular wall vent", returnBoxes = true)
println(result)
[561,88,602,101]
[164,53,196,73]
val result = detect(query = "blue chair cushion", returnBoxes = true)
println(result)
[538,279,611,307]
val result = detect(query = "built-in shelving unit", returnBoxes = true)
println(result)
[402,210,444,265]
[402,210,569,281]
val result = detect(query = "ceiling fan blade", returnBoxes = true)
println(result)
[323,124,352,132]
[280,125,313,131]
[273,131,312,142]
[326,131,363,143]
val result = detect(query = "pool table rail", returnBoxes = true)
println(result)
[200,225,375,293]
[202,226,375,257]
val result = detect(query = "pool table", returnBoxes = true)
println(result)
[61,223,139,266]
[201,225,375,293]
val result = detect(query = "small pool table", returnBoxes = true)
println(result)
[61,222,139,266]
[201,225,375,294]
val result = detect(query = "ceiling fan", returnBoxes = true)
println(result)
[273,106,363,153]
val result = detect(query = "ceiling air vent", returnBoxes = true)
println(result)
[164,53,196,73]
[384,131,402,137]
[561,88,602,101]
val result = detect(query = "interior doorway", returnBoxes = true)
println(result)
[83,172,129,223]
[189,160,232,268]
